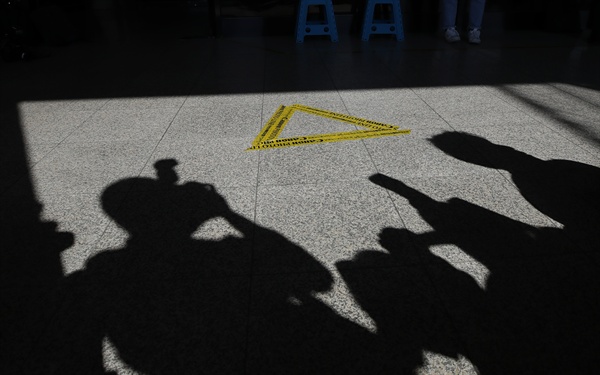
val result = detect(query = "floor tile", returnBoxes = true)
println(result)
[38,192,112,275]
[257,141,377,186]
[183,93,263,108]
[254,180,404,273]
[18,110,94,144]
[451,123,600,168]
[164,104,262,141]
[140,137,258,188]
[101,96,186,111]
[262,91,345,112]
[28,140,156,195]
[65,107,179,143]
[363,127,492,179]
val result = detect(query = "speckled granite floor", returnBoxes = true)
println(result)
[2,31,599,374]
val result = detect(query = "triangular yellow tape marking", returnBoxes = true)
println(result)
[290,104,399,131]
[261,105,295,143]
[248,129,410,150]
[252,105,287,146]
[248,104,410,150]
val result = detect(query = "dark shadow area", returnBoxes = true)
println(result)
[360,135,600,373]
[498,85,600,147]
[13,159,410,374]
[0,102,75,374]
[1,4,598,371]
[431,131,600,253]
[1,0,593,42]
[336,227,470,373]
[0,195,74,374]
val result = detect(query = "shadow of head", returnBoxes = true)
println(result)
[429,131,518,169]
[100,159,223,240]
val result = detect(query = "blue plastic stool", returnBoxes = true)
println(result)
[361,0,404,41]
[296,0,339,43]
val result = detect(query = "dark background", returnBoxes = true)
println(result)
[1,0,598,374]
[1,0,596,43]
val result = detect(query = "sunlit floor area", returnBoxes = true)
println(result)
[2,31,599,374]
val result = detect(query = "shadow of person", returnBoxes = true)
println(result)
[1,205,74,375]
[368,173,600,374]
[336,227,474,373]
[430,131,600,254]
[38,159,377,374]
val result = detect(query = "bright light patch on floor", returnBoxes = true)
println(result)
[103,336,142,375]
[192,216,244,241]
[417,351,478,375]
[429,244,490,290]
[313,270,378,334]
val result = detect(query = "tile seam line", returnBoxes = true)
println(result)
[316,40,393,209]
[321,48,430,254]
[407,86,550,190]
[548,82,600,109]
[291,42,389,195]
[375,48,448,128]
[361,58,484,362]
[11,100,108,198]
[242,53,268,375]
[377,62,492,366]
[94,86,205,261]
[375,47,495,222]
[398,85,526,360]
[257,178,395,189]
[88,90,187,260]
[138,96,189,174]
[10,99,120,265]
[483,85,600,159]
[27,104,101,168]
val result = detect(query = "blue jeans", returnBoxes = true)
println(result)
[441,0,486,30]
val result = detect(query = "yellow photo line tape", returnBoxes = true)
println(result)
[290,104,399,131]
[249,103,410,150]
[262,105,295,143]
[247,129,410,150]
[252,105,287,146]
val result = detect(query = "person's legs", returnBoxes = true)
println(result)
[441,0,459,29]
[441,0,460,42]
[468,0,486,29]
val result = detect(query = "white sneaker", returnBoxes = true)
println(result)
[468,28,481,44]
[444,27,461,43]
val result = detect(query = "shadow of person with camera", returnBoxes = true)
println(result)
[34,158,378,375]
[336,225,474,373]
[361,142,600,374]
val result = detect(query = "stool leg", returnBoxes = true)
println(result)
[394,1,404,41]
[296,2,308,43]
[361,1,376,41]
[296,0,339,43]
[325,1,339,42]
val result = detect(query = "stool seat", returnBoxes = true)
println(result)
[361,0,404,41]
[296,0,339,43]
